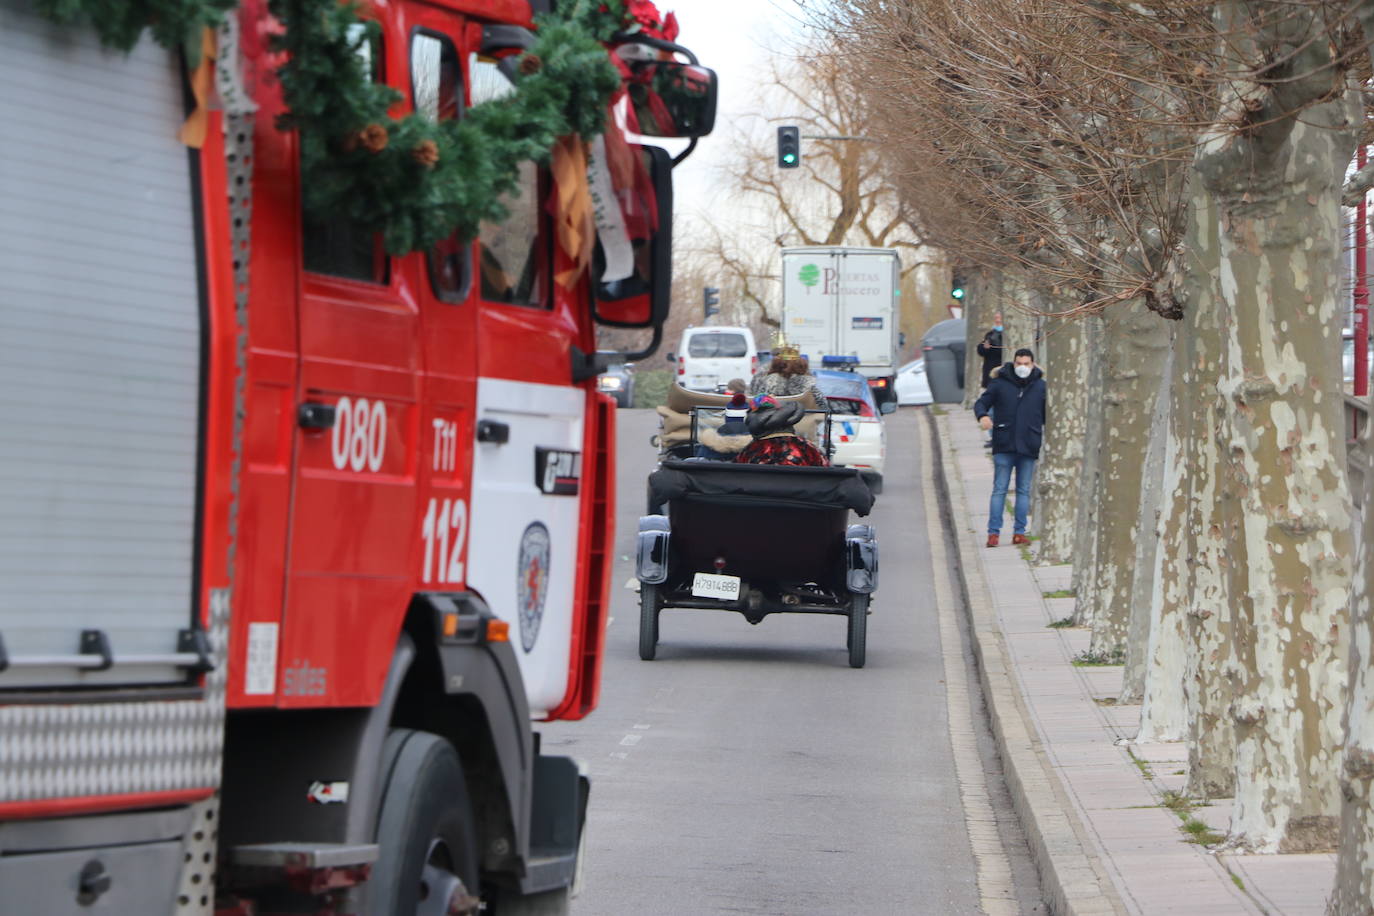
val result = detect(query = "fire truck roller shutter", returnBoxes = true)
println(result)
[466,379,586,718]
[0,5,205,690]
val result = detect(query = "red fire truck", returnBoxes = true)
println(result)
[0,0,712,912]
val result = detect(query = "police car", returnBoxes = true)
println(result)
[815,366,892,494]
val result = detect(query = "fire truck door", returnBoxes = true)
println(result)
[467,375,584,720]
[279,262,420,707]
[461,54,586,719]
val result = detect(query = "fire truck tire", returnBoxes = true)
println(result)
[370,729,482,916]
[638,583,661,661]
[847,595,868,669]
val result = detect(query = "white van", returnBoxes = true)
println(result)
[674,326,758,392]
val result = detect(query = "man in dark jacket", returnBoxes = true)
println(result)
[976,311,1005,389]
[973,348,1046,547]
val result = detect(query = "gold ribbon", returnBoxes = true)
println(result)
[550,135,595,288]
[178,27,218,149]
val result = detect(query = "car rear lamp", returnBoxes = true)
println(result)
[713,556,727,571]
[678,356,685,376]
[871,377,888,387]
[485,619,510,643]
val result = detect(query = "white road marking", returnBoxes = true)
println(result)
[619,734,642,746]
[920,418,1019,915]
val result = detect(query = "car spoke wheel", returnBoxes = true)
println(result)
[639,583,661,660]
[847,595,868,668]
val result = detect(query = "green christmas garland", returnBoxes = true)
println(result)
[33,0,236,63]
[38,0,632,255]
[269,0,627,254]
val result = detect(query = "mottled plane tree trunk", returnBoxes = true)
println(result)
[1182,185,1239,798]
[1196,14,1357,842]
[1001,274,1037,361]
[1036,296,1093,564]
[1134,317,1192,738]
[1120,327,1176,704]
[1086,299,1170,656]
[1139,179,1221,747]
[1070,314,1106,627]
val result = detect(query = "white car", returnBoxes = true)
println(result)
[815,370,888,493]
[895,358,933,406]
[672,326,757,392]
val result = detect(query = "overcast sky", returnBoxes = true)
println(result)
[659,0,811,221]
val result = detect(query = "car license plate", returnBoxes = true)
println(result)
[691,572,741,600]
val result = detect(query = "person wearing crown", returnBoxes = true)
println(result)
[748,341,829,410]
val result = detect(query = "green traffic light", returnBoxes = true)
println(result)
[951,288,965,299]
[782,153,796,164]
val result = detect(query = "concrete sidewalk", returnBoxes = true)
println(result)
[931,406,1337,915]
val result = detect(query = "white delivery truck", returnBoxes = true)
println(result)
[781,247,902,405]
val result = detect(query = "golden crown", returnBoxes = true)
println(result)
[772,336,800,361]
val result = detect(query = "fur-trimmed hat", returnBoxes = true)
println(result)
[746,396,805,437]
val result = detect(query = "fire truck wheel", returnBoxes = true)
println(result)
[638,583,661,661]
[847,595,868,669]
[370,729,482,916]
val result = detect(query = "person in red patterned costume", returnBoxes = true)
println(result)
[735,396,829,467]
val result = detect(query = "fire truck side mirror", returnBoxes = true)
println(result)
[591,145,673,331]
[622,59,717,139]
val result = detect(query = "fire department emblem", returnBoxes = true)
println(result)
[517,522,552,652]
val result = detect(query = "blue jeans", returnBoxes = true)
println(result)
[989,452,1036,535]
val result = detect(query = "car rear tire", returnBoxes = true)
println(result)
[847,595,868,669]
[369,729,481,916]
[639,583,661,661]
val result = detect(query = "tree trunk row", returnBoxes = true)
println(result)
[1023,90,1368,881]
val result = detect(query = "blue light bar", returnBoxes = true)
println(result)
[821,355,860,366]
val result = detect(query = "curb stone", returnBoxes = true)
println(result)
[927,410,1127,916]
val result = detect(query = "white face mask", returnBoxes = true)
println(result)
[1014,364,1033,379]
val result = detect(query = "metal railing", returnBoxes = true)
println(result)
[1347,394,1369,510]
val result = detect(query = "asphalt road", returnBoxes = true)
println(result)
[542,408,1038,915]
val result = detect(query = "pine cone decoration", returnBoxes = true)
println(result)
[519,53,542,75]
[359,123,389,153]
[412,139,440,169]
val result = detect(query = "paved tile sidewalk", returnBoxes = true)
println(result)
[936,407,1336,915]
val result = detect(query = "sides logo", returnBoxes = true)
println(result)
[517,522,551,653]
[798,263,820,290]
